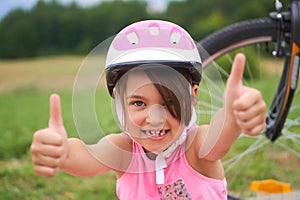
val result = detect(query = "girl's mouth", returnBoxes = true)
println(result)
[142,129,169,137]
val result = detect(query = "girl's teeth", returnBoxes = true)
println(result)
[145,130,167,137]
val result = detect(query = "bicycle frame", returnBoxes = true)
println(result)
[265,0,300,141]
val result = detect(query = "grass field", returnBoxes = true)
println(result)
[0,56,118,199]
[1,55,299,199]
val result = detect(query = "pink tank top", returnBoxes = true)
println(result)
[116,129,228,199]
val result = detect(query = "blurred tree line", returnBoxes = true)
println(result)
[0,0,276,59]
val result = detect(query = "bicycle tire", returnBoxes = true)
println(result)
[199,17,281,66]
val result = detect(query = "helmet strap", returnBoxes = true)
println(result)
[155,108,197,184]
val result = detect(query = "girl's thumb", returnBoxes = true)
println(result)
[227,53,246,90]
[48,94,65,134]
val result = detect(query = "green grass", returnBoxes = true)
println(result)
[1,55,300,198]
[0,89,119,199]
[0,56,119,199]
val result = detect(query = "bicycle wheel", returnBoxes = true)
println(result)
[197,17,300,198]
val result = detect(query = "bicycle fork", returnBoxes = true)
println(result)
[266,43,300,142]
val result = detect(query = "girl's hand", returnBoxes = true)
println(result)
[30,94,68,177]
[224,53,266,136]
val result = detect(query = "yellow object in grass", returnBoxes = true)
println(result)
[250,179,292,194]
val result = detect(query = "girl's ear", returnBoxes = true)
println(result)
[192,85,199,106]
[113,87,117,98]
[192,85,199,96]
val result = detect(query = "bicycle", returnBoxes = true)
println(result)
[197,0,300,199]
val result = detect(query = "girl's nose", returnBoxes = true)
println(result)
[146,104,167,126]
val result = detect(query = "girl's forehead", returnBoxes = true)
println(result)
[126,70,154,95]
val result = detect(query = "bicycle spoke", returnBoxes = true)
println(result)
[223,135,269,171]
[276,140,300,157]
[198,87,223,104]
[197,101,221,112]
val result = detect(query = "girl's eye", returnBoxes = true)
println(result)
[133,101,145,107]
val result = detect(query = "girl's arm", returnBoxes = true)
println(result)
[31,94,125,177]
[198,54,266,160]
[60,133,131,176]
[59,138,112,176]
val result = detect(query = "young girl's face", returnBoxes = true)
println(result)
[124,71,185,153]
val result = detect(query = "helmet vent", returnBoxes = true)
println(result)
[170,32,181,44]
[126,32,139,45]
[149,26,159,36]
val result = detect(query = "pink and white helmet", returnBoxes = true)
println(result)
[105,20,202,97]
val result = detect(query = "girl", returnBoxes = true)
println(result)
[31,20,266,199]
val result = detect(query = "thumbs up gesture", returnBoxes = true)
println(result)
[31,94,68,177]
[224,54,266,136]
